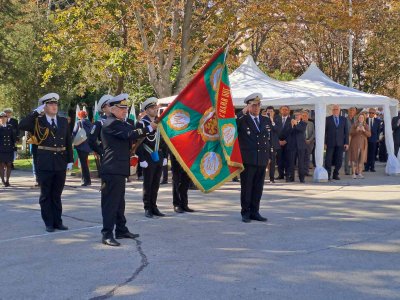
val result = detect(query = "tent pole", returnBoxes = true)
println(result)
[348,0,353,88]
[313,102,329,182]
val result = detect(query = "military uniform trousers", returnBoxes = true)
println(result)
[101,174,129,238]
[36,170,66,227]
[142,163,162,211]
[240,164,266,217]
[171,155,190,208]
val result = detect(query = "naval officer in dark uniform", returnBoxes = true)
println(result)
[100,93,156,246]
[136,97,168,218]
[19,93,73,232]
[0,111,16,187]
[236,93,270,223]
[88,94,113,171]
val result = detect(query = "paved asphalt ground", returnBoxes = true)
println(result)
[1,162,400,300]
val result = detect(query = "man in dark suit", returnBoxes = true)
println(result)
[324,104,349,180]
[262,106,282,183]
[19,93,73,232]
[277,105,292,180]
[100,93,156,246]
[392,112,400,157]
[237,93,270,223]
[365,108,380,172]
[286,110,307,183]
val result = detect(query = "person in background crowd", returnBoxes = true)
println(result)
[4,108,19,170]
[286,110,307,183]
[364,108,380,172]
[324,105,349,180]
[302,110,315,176]
[236,93,270,223]
[262,106,282,183]
[19,93,73,232]
[0,112,16,187]
[349,113,371,179]
[378,114,387,162]
[392,111,400,157]
[136,110,147,181]
[88,94,113,174]
[72,110,93,186]
[277,105,291,180]
[344,107,357,175]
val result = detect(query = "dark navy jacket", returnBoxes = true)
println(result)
[19,111,73,171]
[88,116,106,156]
[236,112,270,167]
[0,124,16,153]
[135,116,168,167]
[101,114,149,177]
[286,120,307,150]
[366,117,381,143]
[325,115,349,147]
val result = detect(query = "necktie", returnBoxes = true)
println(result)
[335,116,339,127]
[255,117,260,130]
[283,117,286,125]
[51,118,57,131]
[369,118,372,129]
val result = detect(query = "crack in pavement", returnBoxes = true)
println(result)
[89,239,149,300]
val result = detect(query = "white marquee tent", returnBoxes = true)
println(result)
[158,56,400,180]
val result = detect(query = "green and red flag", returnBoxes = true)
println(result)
[159,48,243,193]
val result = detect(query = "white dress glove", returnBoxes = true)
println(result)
[35,104,45,114]
[139,161,148,168]
[163,158,167,166]
[67,163,73,170]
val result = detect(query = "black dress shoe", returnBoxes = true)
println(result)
[242,215,251,223]
[174,206,184,213]
[286,178,294,182]
[153,208,165,217]
[269,179,275,183]
[81,182,91,186]
[332,175,340,180]
[250,213,268,222]
[182,206,195,213]
[145,210,153,218]
[160,180,168,185]
[5,181,10,187]
[116,232,140,239]
[370,169,376,172]
[102,237,121,246]
[232,177,239,182]
[46,226,55,232]
[55,224,68,230]
[300,179,305,183]
[276,176,284,180]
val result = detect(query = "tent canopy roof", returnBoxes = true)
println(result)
[159,56,398,109]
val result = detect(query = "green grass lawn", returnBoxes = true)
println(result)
[14,155,98,171]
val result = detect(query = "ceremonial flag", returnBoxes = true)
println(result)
[93,101,100,122]
[128,103,136,123]
[159,48,243,193]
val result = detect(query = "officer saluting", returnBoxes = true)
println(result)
[19,93,73,232]
[88,94,113,171]
[236,93,270,223]
[100,93,157,246]
[136,97,168,218]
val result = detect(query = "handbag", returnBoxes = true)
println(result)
[72,125,87,146]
